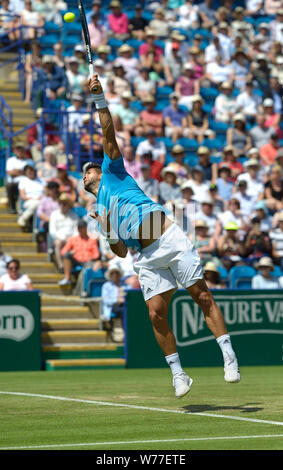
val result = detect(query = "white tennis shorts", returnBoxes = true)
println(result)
[134,223,204,301]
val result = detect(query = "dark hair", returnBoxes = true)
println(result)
[83,162,102,173]
[47,181,60,190]
[7,258,20,269]
[78,219,87,228]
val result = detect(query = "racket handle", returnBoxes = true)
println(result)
[89,63,97,91]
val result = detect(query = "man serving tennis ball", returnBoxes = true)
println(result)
[84,74,240,398]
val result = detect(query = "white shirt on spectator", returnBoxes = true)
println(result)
[18,175,45,199]
[5,156,27,183]
[206,61,232,84]
[237,173,264,199]
[49,209,79,241]
[236,91,261,117]
[136,139,166,162]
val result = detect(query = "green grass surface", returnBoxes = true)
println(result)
[0,366,283,450]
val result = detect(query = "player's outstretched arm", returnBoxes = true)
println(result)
[88,74,121,161]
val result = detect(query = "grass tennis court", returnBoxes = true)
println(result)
[0,366,283,451]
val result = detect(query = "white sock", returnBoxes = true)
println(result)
[216,334,236,362]
[165,352,183,376]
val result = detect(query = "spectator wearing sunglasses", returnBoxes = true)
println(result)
[0,259,33,291]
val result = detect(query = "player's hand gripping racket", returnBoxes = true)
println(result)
[78,0,97,90]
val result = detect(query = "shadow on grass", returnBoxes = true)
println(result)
[182,403,263,413]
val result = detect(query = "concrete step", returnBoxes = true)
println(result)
[41,305,91,319]
[1,232,33,241]
[1,241,38,253]
[41,330,107,344]
[45,357,126,370]
[41,319,100,331]
[41,294,84,306]
[43,343,119,353]
[0,213,18,223]
[21,262,57,274]
[29,273,62,283]
[9,252,48,261]
[1,91,22,100]
[0,222,23,232]
[33,283,71,295]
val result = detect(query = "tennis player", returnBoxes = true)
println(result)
[84,75,240,398]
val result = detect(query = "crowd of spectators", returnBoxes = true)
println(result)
[2,0,283,306]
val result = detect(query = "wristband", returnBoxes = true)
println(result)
[93,92,107,109]
[107,238,119,245]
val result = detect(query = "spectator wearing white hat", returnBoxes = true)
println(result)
[136,129,166,164]
[237,159,264,199]
[214,81,237,122]
[252,257,280,289]
[159,166,182,205]
[92,59,108,90]
[112,90,139,135]
[185,165,210,202]
[195,197,220,238]
[66,94,86,132]
[148,7,170,39]
[175,63,200,110]
[186,95,209,144]
[235,80,262,123]
[262,97,281,134]
[116,44,140,83]
[226,113,252,157]
[166,144,190,184]
[203,261,226,289]
[66,56,86,96]
[101,264,126,323]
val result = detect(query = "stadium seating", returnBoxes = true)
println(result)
[229,266,257,289]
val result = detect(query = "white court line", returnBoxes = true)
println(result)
[1,391,283,428]
[1,434,283,450]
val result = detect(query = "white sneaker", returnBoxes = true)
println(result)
[173,372,193,398]
[224,353,241,383]
[58,278,72,286]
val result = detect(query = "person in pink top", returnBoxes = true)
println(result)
[0,259,33,291]
[107,0,129,40]
[88,12,108,50]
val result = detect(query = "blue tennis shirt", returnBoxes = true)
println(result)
[94,153,166,251]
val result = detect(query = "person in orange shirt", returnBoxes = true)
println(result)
[259,133,279,166]
[58,219,100,285]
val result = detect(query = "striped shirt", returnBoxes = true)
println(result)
[270,228,283,257]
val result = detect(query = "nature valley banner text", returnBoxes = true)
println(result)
[125,290,283,368]
[0,291,41,371]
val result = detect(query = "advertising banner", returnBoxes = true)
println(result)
[0,291,41,371]
[125,289,283,368]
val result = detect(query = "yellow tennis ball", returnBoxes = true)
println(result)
[64,12,76,23]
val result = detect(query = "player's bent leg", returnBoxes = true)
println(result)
[187,279,240,383]
[146,289,177,356]
[146,289,193,398]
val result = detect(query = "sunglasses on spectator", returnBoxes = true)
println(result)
[8,266,19,271]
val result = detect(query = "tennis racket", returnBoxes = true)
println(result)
[78,0,97,90]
